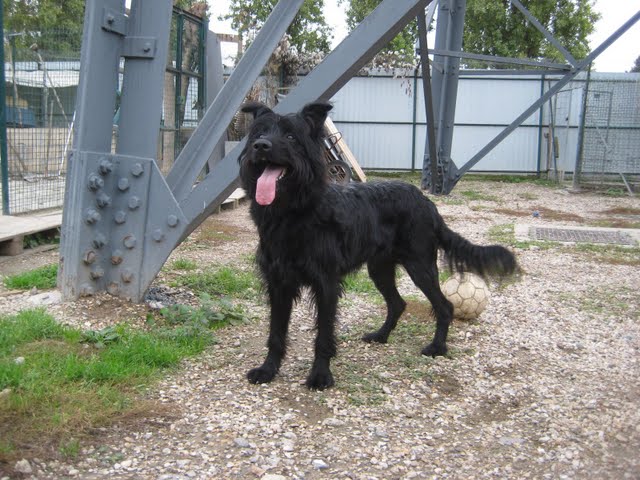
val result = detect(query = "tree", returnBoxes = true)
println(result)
[631,55,640,73]
[3,0,85,53]
[340,0,418,69]
[463,0,600,67]
[223,0,332,57]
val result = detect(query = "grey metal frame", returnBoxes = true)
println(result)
[59,0,640,301]
[422,3,640,193]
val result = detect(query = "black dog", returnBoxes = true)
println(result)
[238,101,517,390]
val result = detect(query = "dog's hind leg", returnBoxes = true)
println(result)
[362,258,406,344]
[403,260,454,357]
[306,280,339,390]
[247,286,295,385]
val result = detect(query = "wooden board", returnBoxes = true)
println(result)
[0,211,63,256]
[324,117,367,182]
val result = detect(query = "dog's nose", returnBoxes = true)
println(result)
[253,138,272,152]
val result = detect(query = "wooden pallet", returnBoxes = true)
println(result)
[0,211,63,256]
[324,117,367,183]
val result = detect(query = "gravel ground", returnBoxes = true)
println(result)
[1,179,639,479]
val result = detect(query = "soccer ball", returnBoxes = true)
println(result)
[441,272,490,320]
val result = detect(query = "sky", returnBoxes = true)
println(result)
[203,0,640,72]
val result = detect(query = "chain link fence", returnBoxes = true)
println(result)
[2,28,80,214]
[579,76,640,191]
[1,7,207,214]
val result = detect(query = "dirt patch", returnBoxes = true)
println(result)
[495,206,584,222]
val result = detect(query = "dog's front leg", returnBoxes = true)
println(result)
[247,286,295,385]
[306,281,339,390]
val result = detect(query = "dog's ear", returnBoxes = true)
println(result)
[301,102,333,136]
[241,102,273,119]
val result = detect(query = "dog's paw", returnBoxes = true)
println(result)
[247,366,276,384]
[421,342,448,358]
[305,368,335,391]
[362,331,389,344]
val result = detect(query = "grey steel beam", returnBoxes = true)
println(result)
[58,0,126,299]
[423,0,466,193]
[177,0,434,231]
[429,49,571,70]
[417,10,438,194]
[165,0,305,202]
[456,9,640,180]
[510,0,577,67]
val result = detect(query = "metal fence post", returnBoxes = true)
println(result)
[1,1,10,215]
[572,65,592,191]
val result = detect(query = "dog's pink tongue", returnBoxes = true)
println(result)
[256,165,284,206]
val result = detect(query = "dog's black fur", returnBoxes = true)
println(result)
[239,101,517,390]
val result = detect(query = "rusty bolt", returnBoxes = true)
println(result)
[106,14,115,24]
[123,234,137,249]
[83,250,97,265]
[114,210,127,225]
[111,249,124,265]
[85,209,101,225]
[121,269,134,283]
[131,163,144,177]
[99,158,113,175]
[167,214,179,227]
[96,192,112,209]
[117,177,130,191]
[88,173,103,191]
[90,267,104,280]
[128,196,141,210]
[143,42,152,53]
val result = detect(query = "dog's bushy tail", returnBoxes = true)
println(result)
[436,222,517,278]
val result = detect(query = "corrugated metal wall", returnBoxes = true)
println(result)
[328,71,639,174]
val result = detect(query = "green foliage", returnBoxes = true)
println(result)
[0,307,221,461]
[342,270,378,295]
[463,0,600,67]
[172,258,198,271]
[223,0,331,55]
[4,0,84,53]
[173,265,260,299]
[631,55,640,73]
[3,264,58,290]
[340,0,418,68]
[159,294,249,329]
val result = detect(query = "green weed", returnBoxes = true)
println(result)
[3,264,58,290]
[173,265,260,299]
[171,258,198,271]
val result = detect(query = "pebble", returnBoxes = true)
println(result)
[234,437,251,448]
[14,459,32,474]
[312,459,329,470]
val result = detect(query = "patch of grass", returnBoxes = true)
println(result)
[3,264,58,290]
[158,294,250,328]
[570,243,640,266]
[342,270,378,295]
[365,170,422,186]
[459,190,500,202]
[588,219,640,229]
[517,192,539,201]
[0,307,225,463]
[171,258,198,271]
[335,358,388,406]
[462,173,559,187]
[598,207,640,215]
[195,219,243,244]
[172,265,260,299]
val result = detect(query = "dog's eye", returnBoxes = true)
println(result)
[286,133,295,142]
[259,134,267,139]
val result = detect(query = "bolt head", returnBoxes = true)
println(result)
[123,235,137,249]
[99,158,114,175]
[88,174,104,191]
[167,214,179,227]
[85,209,101,225]
[96,193,112,209]
[114,211,127,224]
[117,177,130,191]
[128,196,141,210]
[152,229,164,242]
[83,250,97,265]
[111,249,124,265]
[131,163,144,177]
[90,267,104,280]
[93,233,107,249]
[121,270,134,283]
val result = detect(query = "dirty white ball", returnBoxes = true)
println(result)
[442,272,489,320]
